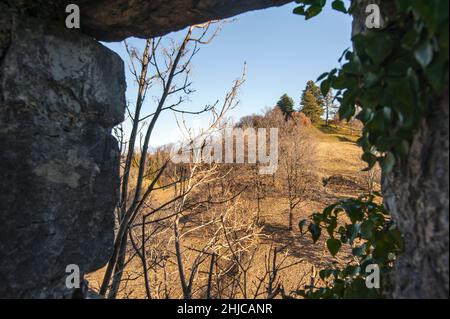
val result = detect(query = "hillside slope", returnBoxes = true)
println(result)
[87,123,378,298]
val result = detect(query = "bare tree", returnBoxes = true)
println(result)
[94,22,320,299]
[279,122,316,231]
[99,22,224,298]
[362,165,381,195]
[323,90,338,126]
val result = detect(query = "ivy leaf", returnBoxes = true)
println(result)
[347,223,361,243]
[319,269,334,280]
[386,228,405,251]
[331,0,347,13]
[402,29,420,50]
[293,6,306,15]
[343,265,361,277]
[424,58,447,93]
[299,219,309,235]
[380,152,396,174]
[326,217,338,237]
[395,0,411,12]
[360,220,375,239]
[367,109,387,133]
[364,33,395,65]
[377,136,402,153]
[344,278,376,299]
[320,79,331,96]
[305,5,323,19]
[362,152,377,170]
[363,72,379,88]
[317,72,329,82]
[373,239,391,262]
[357,107,373,123]
[357,135,372,152]
[343,61,363,75]
[327,238,342,257]
[308,223,322,243]
[352,243,367,257]
[414,41,434,68]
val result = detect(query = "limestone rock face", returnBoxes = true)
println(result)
[0,11,126,298]
[80,0,293,41]
[1,0,292,299]
[6,0,292,41]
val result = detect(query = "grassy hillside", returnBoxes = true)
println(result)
[87,122,379,298]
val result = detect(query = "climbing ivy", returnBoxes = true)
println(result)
[292,0,447,299]
[298,194,404,299]
[294,0,449,173]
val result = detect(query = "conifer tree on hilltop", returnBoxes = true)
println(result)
[300,80,324,124]
[303,80,323,107]
[276,94,295,121]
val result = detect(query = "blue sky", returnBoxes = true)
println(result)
[104,2,352,147]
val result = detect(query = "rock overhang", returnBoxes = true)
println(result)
[7,0,293,41]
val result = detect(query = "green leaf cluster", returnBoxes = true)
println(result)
[294,0,348,19]
[297,194,404,299]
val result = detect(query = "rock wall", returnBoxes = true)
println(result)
[0,7,125,298]
[0,0,292,299]
[79,0,293,41]
[2,0,292,41]
[383,90,449,299]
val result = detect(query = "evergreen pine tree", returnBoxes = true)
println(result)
[276,94,295,120]
[300,81,324,123]
[301,91,323,123]
[303,80,323,107]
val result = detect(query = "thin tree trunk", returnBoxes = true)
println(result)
[142,216,152,299]
[288,204,293,231]
[206,253,216,299]
[174,218,191,299]
[107,235,128,299]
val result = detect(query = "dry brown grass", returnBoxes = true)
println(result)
[86,122,379,299]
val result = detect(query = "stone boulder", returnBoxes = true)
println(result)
[0,0,292,298]
[0,8,126,298]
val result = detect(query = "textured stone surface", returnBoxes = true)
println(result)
[0,3,11,60]
[383,90,449,299]
[0,0,293,299]
[81,0,293,41]
[0,12,126,298]
[6,0,292,41]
